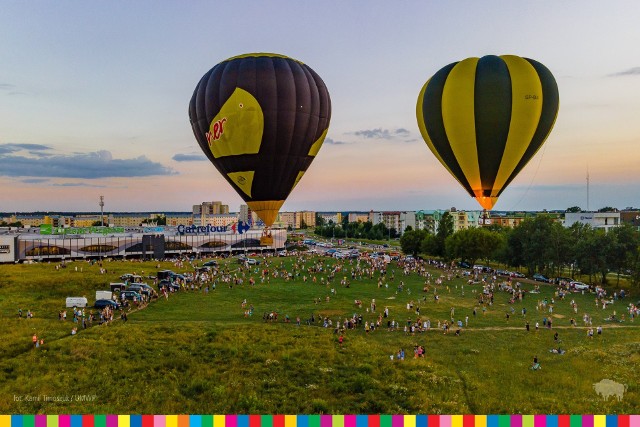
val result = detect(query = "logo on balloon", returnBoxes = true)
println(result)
[206,117,227,146]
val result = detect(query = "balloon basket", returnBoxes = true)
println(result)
[260,236,274,246]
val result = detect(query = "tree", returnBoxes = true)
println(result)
[566,206,582,213]
[435,212,454,257]
[598,207,618,213]
[400,229,428,257]
[445,227,504,266]
[316,215,325,227]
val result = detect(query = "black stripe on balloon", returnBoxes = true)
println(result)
[498,57,559,196]
[474,55,512,197]
[420,62,475,196]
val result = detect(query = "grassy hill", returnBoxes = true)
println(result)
[0,255,638,414]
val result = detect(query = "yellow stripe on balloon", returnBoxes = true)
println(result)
[308,128,328,157]
[491,55,543,197]
[441,57,482,194]
[227,171,254,198]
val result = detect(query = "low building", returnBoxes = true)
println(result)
[564,211,621,232]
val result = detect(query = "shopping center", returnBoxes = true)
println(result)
[0,225,286,263]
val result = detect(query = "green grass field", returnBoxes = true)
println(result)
[0,255,638,414]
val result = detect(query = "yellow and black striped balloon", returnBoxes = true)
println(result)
[189,53,331,226]
[416,55,559,210]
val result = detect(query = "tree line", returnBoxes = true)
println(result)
[315,216,398,241]
[399,212,640,286]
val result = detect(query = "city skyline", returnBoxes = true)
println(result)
[2,2,640,213]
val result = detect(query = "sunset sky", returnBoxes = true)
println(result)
[2,1,639,213]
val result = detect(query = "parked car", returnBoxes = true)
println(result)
[554,277,573,285]
[202,260,218,267]
[458,261,471,269]
[532,273,550,283]
[127,283,155,297]
[510,271,526,278]
[570,281,590,290]
[94,299,120,310]
[120,290,142,301]
[158,279,180,291]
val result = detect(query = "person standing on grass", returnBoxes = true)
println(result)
[32,333,37,348]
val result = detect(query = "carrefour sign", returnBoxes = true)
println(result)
[177,221,250,235]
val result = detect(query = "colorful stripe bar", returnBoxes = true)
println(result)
[2,416,640,427]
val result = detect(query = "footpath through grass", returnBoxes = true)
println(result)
[0,256,638,413]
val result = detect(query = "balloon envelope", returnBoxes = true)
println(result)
[416,55,559,210]
[189,53,331,226]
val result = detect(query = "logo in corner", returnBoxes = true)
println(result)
[593,379,627,401]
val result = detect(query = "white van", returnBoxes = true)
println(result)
[96,290,113,301]
[66,297,88,308]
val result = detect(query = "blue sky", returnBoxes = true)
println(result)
[1,1,639,212]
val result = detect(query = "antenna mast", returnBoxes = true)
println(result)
[99,195,105,226]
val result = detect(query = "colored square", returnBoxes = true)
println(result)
[629,416,640,427]
[451,415,462,427]
[380,416,392,427]
[119,415,130,427]
[166,416,178,427]
[226,416,237,427]
[583,416,594,427]
[321,416,332,427]
[213,416,225,427]
[35,415,46,427]
[618,416,629,427]
[83,415,95,427]
[357,416,369,427]
[512,415,522,427]
[23,416,35,427]
[11,415,23,427]
[486,415,498,427]
[178,415,189,427]
[534,415,546,427]
[606,416,618,427]
[474,415,486,427]
[273,416,284,427]
[416,415,427,427]
[428,415,440,427]
[142,415,154,427]
[106,415,117,427]
[369,415,380,427]
[308,416,320,427]
[131,416,142,427]
[249,416,261,427]
[154,416,166,427]
[202,416,213,427]
[59,415,71,427]
[298,416,309,427]
[345,416,356,427]
[333,416,344,427]
[558,415,570,427]
[0,415,11,427]
[441,416,452,427]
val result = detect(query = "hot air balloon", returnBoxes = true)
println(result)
[416,55,559,210]
[189,53,331,241]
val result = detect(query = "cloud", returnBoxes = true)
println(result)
[0,143,52,155]
[20,178,50,184]
[353,128,413,141]
[324,137,347,145]
[172,153,207,162]
[0,83,16,90]
[52,183,108,188]
[608,67,640,77]
[0,149,176,179]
